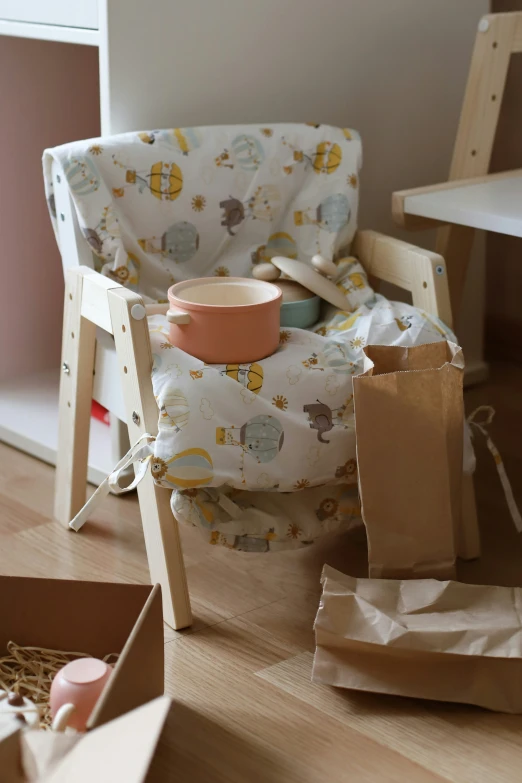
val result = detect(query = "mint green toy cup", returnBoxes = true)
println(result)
[280,295,321,328]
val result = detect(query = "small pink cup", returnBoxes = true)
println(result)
[50,658,113,731]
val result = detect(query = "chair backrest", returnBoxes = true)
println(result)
[44,124,362,302]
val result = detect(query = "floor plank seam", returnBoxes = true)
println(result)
[164,594,294,646]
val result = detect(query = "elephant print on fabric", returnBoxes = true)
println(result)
[82,205,121,262]
[303,400,334,443]
[220,185,281,236]
[220,197,245,235]
[304,398,352,443]
[83,228,103,254]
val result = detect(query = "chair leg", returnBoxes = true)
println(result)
[108,285,192,630]
[136,474,192,630]
[458,472,481,561]
[54,269,96,526]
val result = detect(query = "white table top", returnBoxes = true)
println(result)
[403,173,522,238]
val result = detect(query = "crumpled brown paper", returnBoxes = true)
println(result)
[313,565,522,713]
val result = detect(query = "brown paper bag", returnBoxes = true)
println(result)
[353,341,464,580]
[313,566,522,713]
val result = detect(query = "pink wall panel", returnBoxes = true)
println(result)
[0,37,100,381]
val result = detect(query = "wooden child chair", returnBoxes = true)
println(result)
[48,126,479,630]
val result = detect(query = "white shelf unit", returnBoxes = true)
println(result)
[0,0,98,28]
[0,14,103,483]
[0,0,99,44]
[0,369,112,483]
[0,19,99,45]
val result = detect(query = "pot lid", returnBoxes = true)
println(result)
[271,256,351,311]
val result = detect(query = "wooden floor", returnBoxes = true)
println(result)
[1,360,522,782]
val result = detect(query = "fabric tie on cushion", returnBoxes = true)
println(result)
[69,434,156,531]
[68,432,244,531]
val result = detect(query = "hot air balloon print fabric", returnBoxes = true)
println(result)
[146,281,457,551]
[43,124,459,552]
[43,124,362,302]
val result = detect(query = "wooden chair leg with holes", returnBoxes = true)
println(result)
[54,266,192,630]
[54,269,97,526]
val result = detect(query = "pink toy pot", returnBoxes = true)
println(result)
[167,277,281,364]
[50,658,113,731]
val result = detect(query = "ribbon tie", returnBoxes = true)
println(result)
[69,433,156,531]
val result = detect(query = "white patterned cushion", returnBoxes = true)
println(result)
[44,124,362,301]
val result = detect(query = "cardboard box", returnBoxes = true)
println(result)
[0,574,164,780]
[0,696,172,782]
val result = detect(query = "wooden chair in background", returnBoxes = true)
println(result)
[393,11,522,320]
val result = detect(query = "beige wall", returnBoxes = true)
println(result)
[0,2,488,380]
[107,0,486,243]
[106,0,486,364]
[488,2,522,360]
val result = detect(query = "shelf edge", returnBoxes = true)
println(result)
[0,19,99,46]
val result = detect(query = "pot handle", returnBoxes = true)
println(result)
[167,309,191,325]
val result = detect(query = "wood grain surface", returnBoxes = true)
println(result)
[1,361,521,781]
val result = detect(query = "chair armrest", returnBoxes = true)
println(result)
[66,266,127,334]
[352,230,453,328]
